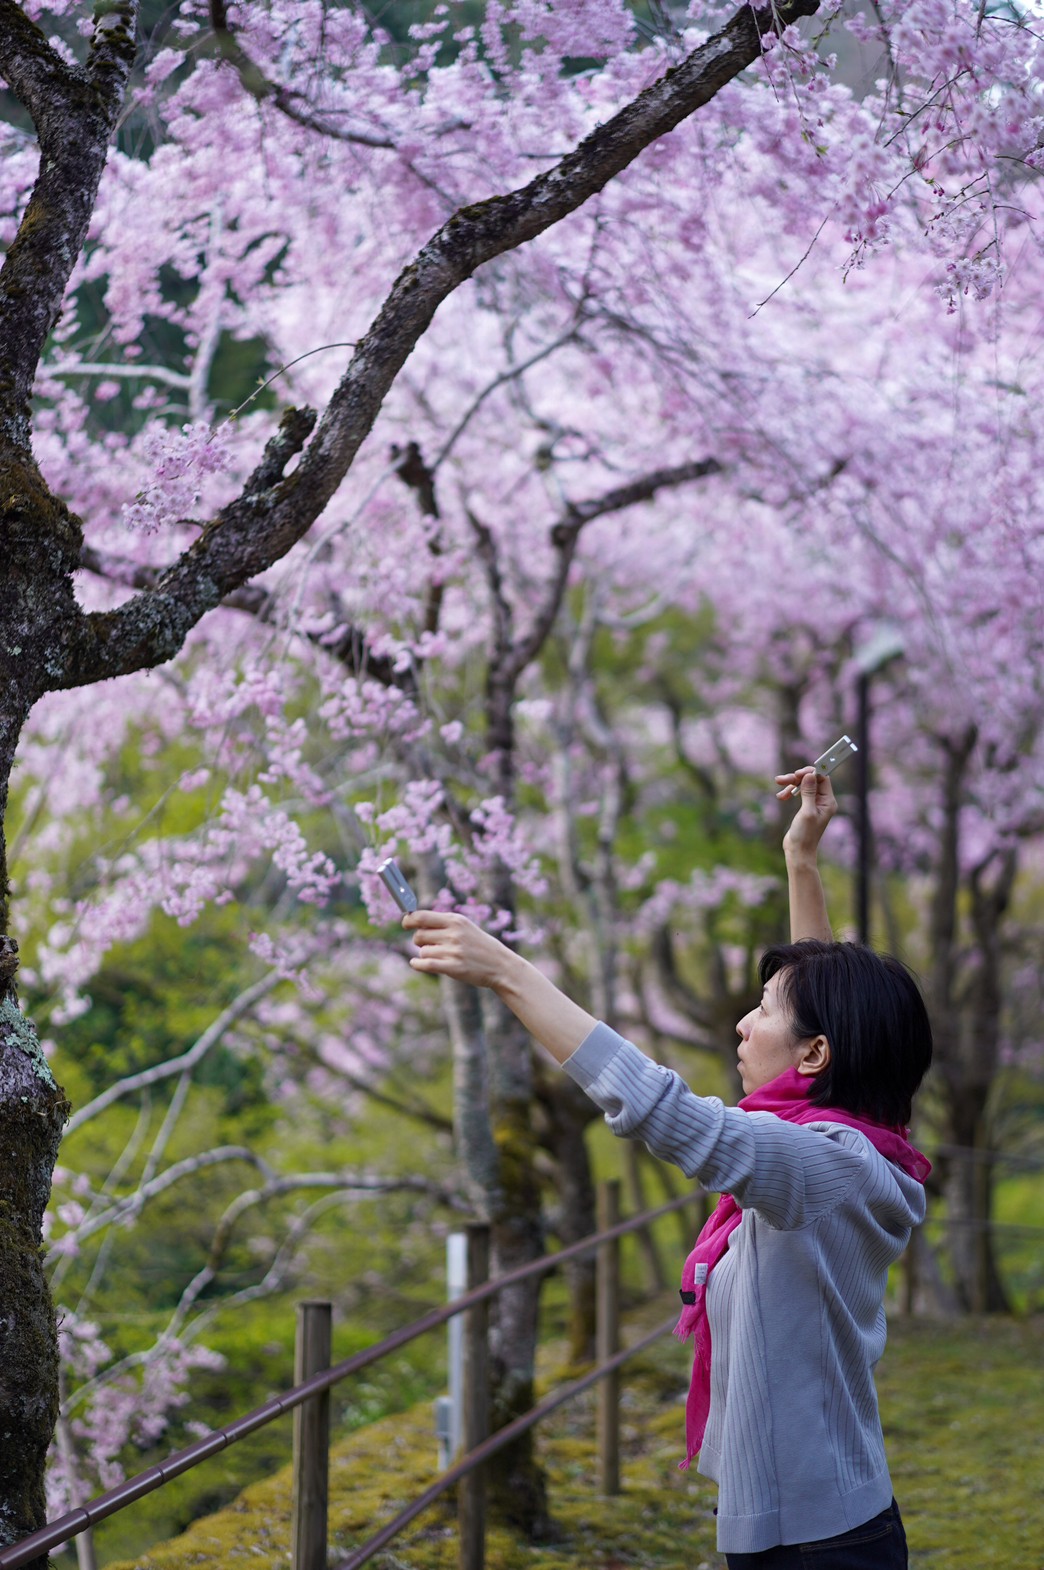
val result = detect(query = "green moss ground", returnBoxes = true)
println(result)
[102,1307,1042,1570]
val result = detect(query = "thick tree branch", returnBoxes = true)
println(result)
[56,0,815,690]
[0,1,138,446]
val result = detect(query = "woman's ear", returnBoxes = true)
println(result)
[796,1034,831,1077]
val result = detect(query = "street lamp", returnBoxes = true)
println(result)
[853,625,904,946]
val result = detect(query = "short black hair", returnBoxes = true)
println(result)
[758,940,932,1126]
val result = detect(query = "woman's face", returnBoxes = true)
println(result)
[735,971,810,1096]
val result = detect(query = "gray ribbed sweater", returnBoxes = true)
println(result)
[564,1023,925,1555]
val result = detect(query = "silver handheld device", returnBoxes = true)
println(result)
[812,734,859,776]
[780,734,859,798]
[377,858,418,914]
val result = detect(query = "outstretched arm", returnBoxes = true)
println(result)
[774,765,837,942]
[402,912,597,1065]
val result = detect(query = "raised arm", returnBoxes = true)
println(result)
[774,765,837,942]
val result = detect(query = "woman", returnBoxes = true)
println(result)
[403,766,932,1568]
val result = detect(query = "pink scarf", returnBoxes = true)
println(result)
[674,1065,931,1470]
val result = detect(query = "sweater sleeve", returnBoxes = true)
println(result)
[564,1022,871,1230]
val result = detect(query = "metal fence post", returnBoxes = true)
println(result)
[596,1179,621,1495]
[458,1223,490,1570]
[292,1300,332,1570]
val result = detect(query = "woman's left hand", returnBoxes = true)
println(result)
[776,765,838,860]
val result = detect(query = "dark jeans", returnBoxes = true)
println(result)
[725,1498,908,1570]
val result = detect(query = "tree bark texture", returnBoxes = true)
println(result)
[477,990,551,1536]
[0,2,138,448]
[0,943,69,1561]
[539,1074,599,1366]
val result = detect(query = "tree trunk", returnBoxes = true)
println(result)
[941,1091,1009,1314]
[540,1075,599,1365]
[621,1143,667,1294]
[903,1226,960,1318]
[926,732,1011,1313]
[0,941,69,1565]
[435,972,551,1534]
[478,989,551,1536]
[0,449,79,1557]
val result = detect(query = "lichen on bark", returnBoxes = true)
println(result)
[0,996,57,1091]
[0,981,69,1561]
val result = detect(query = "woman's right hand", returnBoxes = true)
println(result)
[402,909,512,990]
[402,909,599,1062]
[776,765,837,861]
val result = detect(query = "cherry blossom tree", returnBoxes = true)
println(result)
[3,0,1044,1550]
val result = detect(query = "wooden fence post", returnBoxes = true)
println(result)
[292,1300,332,1570]
[458,1223,490,1570]
[596,1179,621,1495]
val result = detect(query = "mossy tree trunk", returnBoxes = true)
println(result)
[481,993,552,1535]
[538,1073,600,1365]
[0,945,70,1568]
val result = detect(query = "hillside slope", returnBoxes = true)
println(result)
[105,1310,1043,1570]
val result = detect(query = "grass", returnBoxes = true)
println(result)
[101,1305,1043,1570]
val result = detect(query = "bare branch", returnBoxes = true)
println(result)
[76,541,411,695]
[164,1174,469,1348]
[45,1145,269,1264]
[63,969,285,1136]
[63,1171,464,1415]
[329,1064,454,1133]
[50,1093,153,1300]
[47,360,192,391]
[431,326,581,471]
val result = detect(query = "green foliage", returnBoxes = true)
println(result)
[52,911,268,1107]
[98,1307,1044,1570]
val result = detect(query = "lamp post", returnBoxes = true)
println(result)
[853,626,904,946]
